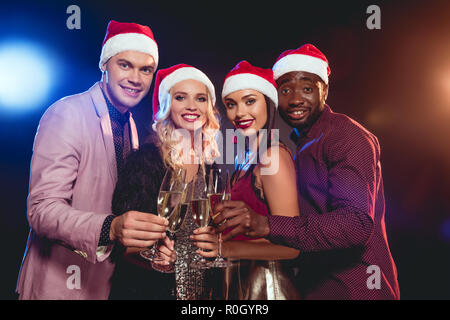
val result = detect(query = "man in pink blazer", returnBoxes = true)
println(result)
[16,21,172,299]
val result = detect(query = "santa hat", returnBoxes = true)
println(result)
[272,44,330,84]
[222,60,278,108]
[152,64,216,121]
[99,20,159,69]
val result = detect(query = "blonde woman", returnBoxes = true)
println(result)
[109,64,221,300]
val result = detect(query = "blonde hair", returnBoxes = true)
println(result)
[153,85,221,170]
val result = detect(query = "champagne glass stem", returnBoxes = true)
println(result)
[217,232,223,258]
[151,239,163,261]
[140,240,160,262]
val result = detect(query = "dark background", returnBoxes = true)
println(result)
[1,0,449,300]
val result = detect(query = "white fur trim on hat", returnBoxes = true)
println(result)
[222,73,278,108]
[158,67,216,106]
[273,54,328,84]
[99,33,159,69]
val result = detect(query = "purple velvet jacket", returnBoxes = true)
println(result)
[268,105,400,300]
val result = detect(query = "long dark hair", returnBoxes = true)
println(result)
[233,95,277,182]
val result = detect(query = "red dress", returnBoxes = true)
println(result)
[223,172,267,241]
[222,169,301,300]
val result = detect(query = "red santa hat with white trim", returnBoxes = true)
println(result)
[152,64,216,123]
[272,44,330,84]
[222,60,278,108]
[99,20,159,69]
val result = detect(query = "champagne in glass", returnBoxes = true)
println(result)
[190,167,212,269]
[208,194,222,218]
[168,200,189,234]
[158,191,182,219]
[140,168,187,273]
[152,181,190,273]
[208,169,233,268]
[192,198,210,228]
[209,192,230,218]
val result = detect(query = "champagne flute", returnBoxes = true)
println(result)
[140,167,187,273]
[190,168,211,269]
[151,178,191,273]
[207,168,233,268]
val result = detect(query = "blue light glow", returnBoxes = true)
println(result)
[440,218,450,243]
[0,41,53,111]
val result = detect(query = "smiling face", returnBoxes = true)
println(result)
[224,89,268,135]
[276,71,328,129]
[169,79,209,133]
[101,50,155,113]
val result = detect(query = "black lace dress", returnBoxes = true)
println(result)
[108,143,175,299]
[108,143,222,300]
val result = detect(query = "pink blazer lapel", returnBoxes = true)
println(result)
[129,113,139,151]
[88,82,140,183]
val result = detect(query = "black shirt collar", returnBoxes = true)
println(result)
[101,88,130,126]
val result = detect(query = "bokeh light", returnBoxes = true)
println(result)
[0,41,52,111]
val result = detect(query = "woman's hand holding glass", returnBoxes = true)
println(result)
[212,200,270,241]
[152,236,177,266]
[190,226,218,259]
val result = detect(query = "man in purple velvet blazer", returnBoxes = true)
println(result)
[215,44,400,300]
[16,21,173,299]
